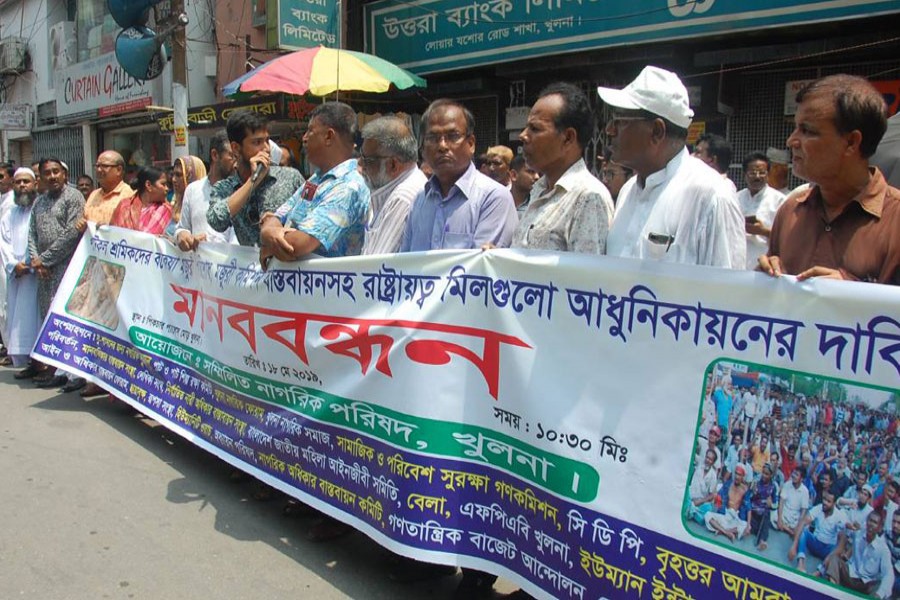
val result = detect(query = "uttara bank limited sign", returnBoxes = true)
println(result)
[55,52,165,121]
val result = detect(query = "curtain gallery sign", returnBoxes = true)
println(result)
[54,52,165,121]
[364,0,900,74]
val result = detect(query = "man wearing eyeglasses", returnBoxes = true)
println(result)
[600,66,745,268]
[400,99,517,253]
[358,116,427,255]
[77,151,129,233]
[737,152,786,270]
[67,150,132,395]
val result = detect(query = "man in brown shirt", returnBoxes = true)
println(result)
[760,74,900,285]
[78,151,131,229]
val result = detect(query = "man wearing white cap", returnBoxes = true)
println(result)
[599,66,745,268]
[0,168,40,368]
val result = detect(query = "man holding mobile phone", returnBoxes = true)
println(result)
[738,152,786,270]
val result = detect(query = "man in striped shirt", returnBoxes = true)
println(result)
[358,116,427,255]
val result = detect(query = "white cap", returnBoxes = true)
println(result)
[13,167,35,180]
[597,66,694,129]
[766,147,790,165]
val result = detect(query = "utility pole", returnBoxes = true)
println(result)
[171,0,188,160]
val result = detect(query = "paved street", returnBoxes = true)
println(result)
[0,368,515,599]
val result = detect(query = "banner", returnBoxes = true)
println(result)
[34,227,899,600]
[364,0,900,75]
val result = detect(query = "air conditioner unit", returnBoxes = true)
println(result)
[0,37,27,74]
[50,22,76,71]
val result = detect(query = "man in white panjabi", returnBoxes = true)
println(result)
[0,168,40,367]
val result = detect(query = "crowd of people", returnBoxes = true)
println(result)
[690,368,900,598]
[0,65,898,598]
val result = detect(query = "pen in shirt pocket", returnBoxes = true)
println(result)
[647,232,675,252]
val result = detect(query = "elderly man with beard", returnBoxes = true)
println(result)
[26,158,85,386]
[357,116,427,255]
[0,168,40,370]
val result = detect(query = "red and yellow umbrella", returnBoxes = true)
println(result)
[223,45,427,98]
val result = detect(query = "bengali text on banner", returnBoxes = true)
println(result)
[33,226,900,600]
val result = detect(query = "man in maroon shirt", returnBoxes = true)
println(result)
[760,74,900,284]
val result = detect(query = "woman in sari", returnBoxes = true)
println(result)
[166,155,207,239]
[110,166,172,235]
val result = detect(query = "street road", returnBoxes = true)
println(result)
[0,368,516,599]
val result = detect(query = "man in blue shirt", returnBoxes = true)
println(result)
[712,376,735,435]
[259,101,369,266]
[392,99,516,597]
[400,98,517,252]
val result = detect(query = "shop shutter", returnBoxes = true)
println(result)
[32,127,85,178]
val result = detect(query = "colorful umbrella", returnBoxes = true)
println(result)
[223,45,427,98]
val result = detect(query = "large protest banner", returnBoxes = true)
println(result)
[34,227,899,599]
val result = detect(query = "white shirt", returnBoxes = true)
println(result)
[513,158,613,254]
[361,166,427,255]
[737,184,786,270]
[174,177,237,245]
[607,149,745,268]
[0,192,13,228]
[780,481,810,526]
[689,463,719,502]
[807,504,848,545]
[742,391,758,419]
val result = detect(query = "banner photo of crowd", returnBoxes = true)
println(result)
[33,226,900,600]
[687,361,900,599]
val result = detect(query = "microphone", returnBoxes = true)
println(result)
[250,162,265,184]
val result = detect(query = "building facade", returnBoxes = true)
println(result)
[0,0,218,175]
[356,0,900,186]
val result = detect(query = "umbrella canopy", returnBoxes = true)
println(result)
[223,45,426,98]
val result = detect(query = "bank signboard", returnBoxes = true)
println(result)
[268,0,341,51]
[364,0,900,75]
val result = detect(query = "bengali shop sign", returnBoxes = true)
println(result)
[34,227,899,600]
[364,0,900,74]
[268,0,341,51]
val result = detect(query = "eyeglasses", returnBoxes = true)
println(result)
[606,116,652,131]
[746,170,768,176]
[95,163,122,169]
[423,131,468,146]
[358,154,392,167]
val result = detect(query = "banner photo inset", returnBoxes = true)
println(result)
[34,227,900,600]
